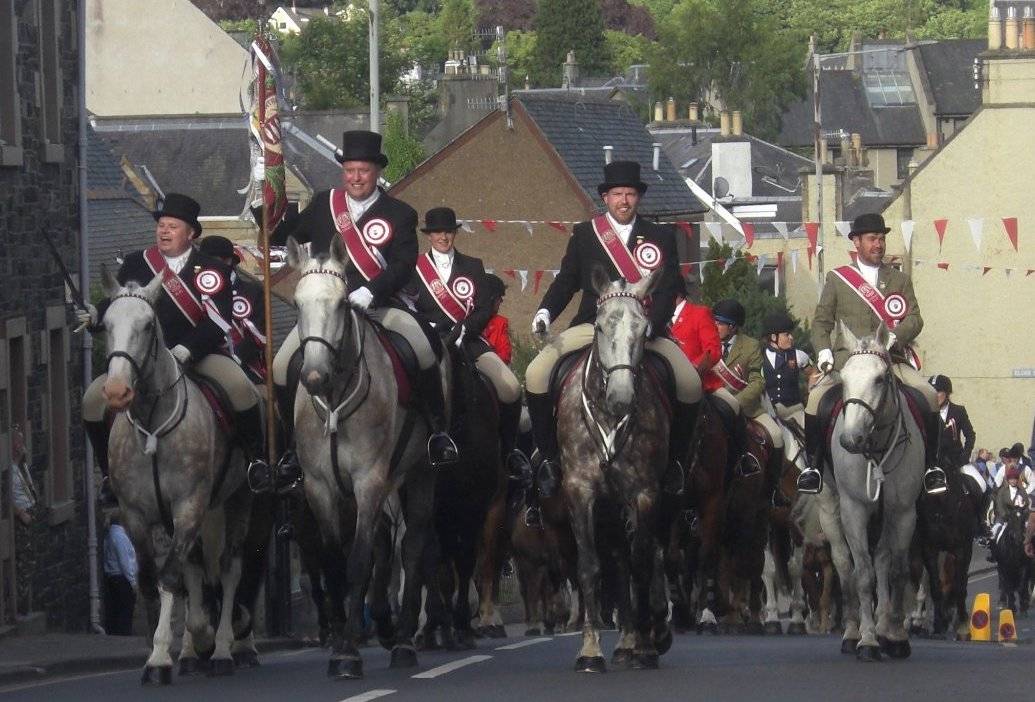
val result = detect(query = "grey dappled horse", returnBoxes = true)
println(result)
[817,322,924,661]
[100,271,253,684]
[286,236,437,679]
[558,269,672,673]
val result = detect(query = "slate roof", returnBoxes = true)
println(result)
[777,71,926,148]
[916,39,984,116]
[516,94,703,216]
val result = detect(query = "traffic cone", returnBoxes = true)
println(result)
[997,608,1018,642]
[970,593,991,641]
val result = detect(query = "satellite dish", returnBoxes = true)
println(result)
[713,176,730,199]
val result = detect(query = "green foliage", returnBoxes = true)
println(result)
[393,78,440,135]
[219,18,258,34]
[510,333,538,386]
[530,0,612,86]
[629,0,678,19]
[604,30,653,75]
[438,0,477,52]
[489,30,538,86]
[399,10,449,70]
[382,112,427,183]
[914,5,986,40]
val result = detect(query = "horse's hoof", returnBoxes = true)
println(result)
[525,627,542,637]
[631,653,659,670]
[574,656,607,673]
[544,625,556,636]
[141,665,173,686]
[178,657,199,676]
[232,650,260,668]
[742,621,766,636]
[908,624,928,638]
[764,621,784,636]
[856,645,882,662]
[929,631,945,641]
[654,624,674,655]
[455,630,476,650]
[329,657,363,680]
[883,639,911,659]
[611,648,634,669]
[207,658,235,677]
[487,624,507,639]
[786,622,807,636]
[438,629,457,651]
[841,638,859,654]
[390,646,418,669]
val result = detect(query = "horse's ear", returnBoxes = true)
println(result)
[142,272,165,302]
[100,264,120,297]
[874,321,891,349]
[286,236,308,269]
[838,320,861,350]
[631,268,662,300]
[591,264,612,297]
[329,233,348,266]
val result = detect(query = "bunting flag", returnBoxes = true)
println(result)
[704,221,723,244]
[549,269,559,279]
[680,262,693,277]
[755,253,767,276]
[675,221,695,241]
[523,221,533,236]
[742,222,755,248]
[502,268,516,279]
[533,269,544,293]
[1002,217,1019,251]
[723,257,735,274]
[982,266,992,276]
[933,219,948,250]
[249,35,287,228]
[804,222,819,254]
[937,262,950,270]
[967,217,983,253]
[776,251,784,270]
[790,250,799,273]
[774,221,789,240]
[548,221,567,232]
[517,269,528,291]
[901,220,915,252]
[460,220,474,233]
[834,221,851,238]
[481,219,498,232]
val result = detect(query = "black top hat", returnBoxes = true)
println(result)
[420,207,461,233]
[928,374,952,394]
[849,213,891,237]
[154,193,202,236]
[336,130,389,167]
[198,235,241,265]
[597,160,648,196]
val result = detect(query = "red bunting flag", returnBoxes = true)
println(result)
[804,222,819,254]
[680,262,693,277]
[933,219,948,249]
[548,221,567,232]
[776,251,784,270]
[1027,269,1035,277]
[742,222,755,249]
[481,219,498,232]
[937,262,950,270]
[675,221,695,241]
[982,266,992,276]
[502,268,516,279]
[533,269,545,294]
[1002,217,1019,251]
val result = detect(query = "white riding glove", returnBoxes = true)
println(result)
[886,331,898,350]
[74,303,98,333]
[817,348,834,372]
[532,309,551,337]
[348,287,374,311]
[252,160,265,183]
[171,345,192,365]
[454,324,467,348]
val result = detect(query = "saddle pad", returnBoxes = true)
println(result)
[192,374,234,437]
[550,349,589,410]
[550,349,673,417]
[375,329,413,406]
[823,384,927,449]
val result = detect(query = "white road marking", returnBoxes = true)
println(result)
[338,689,397,702]
[969,572,996,583]
[411,654,492,679]
[0,669,126,693]
[277,647,318,657]
[495,637,552,650]
[556,631,582,637]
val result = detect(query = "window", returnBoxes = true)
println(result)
[37,0,63,162]
[896,148,914,181]
[1,318,28,624]
[44,306,71,511]
[863,70,916,107]
[0,0,22,166]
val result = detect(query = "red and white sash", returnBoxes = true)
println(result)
[415,253,471,324]
[144,247,208,326]
[329,189,386,282]
[713,358,748,393]
[592,215,646,283]
[832,265,920,368]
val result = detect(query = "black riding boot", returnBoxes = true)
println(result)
[272,383,302,492]
[664,400,700,495]
[417,366,459,467]
[237,405,278,494]
[796,413,824,494]
[731,414,761,478]
[499,400,531,478]
[922,411,948,495]
[84,419,117,507]
[526,391,559,498]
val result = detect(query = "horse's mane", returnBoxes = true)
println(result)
[853,335,889,355]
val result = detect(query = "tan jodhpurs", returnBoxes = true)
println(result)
[805,362,937,416]
[475,351,522,404]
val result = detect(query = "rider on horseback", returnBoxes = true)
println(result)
[990,448,1030,546]
[760,311,816,430]
[524,160,703,496]
[79,194,268,504]
[265,131,458,492]
[406,207,529,475]
[799,213,947,496]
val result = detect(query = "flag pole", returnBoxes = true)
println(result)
[257,35,278,474]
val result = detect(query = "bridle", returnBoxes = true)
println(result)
[592,290,646,383]
[105,291,162,388]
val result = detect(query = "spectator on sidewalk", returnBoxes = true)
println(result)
[8,425,37,526]
[103,515,138,635]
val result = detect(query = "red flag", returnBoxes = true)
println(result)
[804,222,819,254]
[982,266,992,276]
[675,221,695,241]
[937,262,950,271]
[741,222,755,249]
[533,270,545,294]
[933,219,948,249]
[776,251,784,270]
[680,262,693,277]
[502,268,516,279]
[547,221,567,232]
[1002,217,1019,251]
[481,219,498,232]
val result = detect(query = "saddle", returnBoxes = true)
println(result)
[548,348,675,415]
[446,344,498,434]
[187,371,235,438]
[373,326,416,406]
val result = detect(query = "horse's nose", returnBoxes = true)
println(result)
[302,368,328,395]
[839,433,864,453]
[102,379,134,411]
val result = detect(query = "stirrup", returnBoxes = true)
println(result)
[247,459,274,494]
[735,452,762,478]
[273,456,304,495]
[923,467,948,495]
[524,506,543,529]
[505,449,532,480]
[663,460,686,496]
[796,467,823,494]
[428,432,459,468]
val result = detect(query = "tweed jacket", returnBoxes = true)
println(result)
[721,333,765,417]
[811,263,923,369]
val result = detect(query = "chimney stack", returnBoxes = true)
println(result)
[840,132,852,165]
[653,101,664,122]
[1005,6,1019,50]
[652,143,661,171]
[719,110,731,136]
[851,132,863,164]
[989,5,1003,50]
[731,110,743,136]
[666,97,676,122]
[603,145,613,165]
[562,50,579,89]
[688,102,699,122]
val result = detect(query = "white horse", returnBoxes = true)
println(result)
[817,322,925,661]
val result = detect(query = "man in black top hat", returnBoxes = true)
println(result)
[800,212,946,495]
[79,194,268,504]
[407,207,529,476]
[267,130,457,492]
[524,160,703,495]
[198,235,268,384]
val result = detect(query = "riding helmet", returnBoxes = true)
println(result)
[712,299,746,327]
[763,311,795,336]
[928,374,952,394]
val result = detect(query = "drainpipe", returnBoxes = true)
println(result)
[78,0,103,634]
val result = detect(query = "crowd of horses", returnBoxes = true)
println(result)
[96,239,1031,686]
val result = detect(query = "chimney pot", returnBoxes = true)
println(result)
[989,6,1003,51]
[666,97,676,122]
[1024,9,1035,50]
[731,110,743,136]
[688,102,699,122]
[926,132,939,149]
[603,145,614,165]
[1006,7,1019,50]
[652,142,661,171]
[653,101,664,122]
[719,110,731,137]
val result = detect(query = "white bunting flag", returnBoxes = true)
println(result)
[517,269,528,291]
[485,267,494,275]
[549,269,560,280]
[774,221,789,240]
[704,221,724,244]
[901,220,915,252]
[790,249,799,273]
[723,256,735,273]
[967,217,983,253]
[460,220,474,233]
[755,253,767,276]
[835,221,851,238]
[523,221,533,236]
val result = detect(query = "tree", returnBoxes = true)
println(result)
[605,30,654,75]
[399,9,449,70]
[382,112,427,183]
[600,0,656,38]
[530,0,612,86]
[438,0,477,52]
[490,30,538,87]
[475,0,536,31]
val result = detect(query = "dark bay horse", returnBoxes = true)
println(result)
[557,269,671,672]
[993,506,1032,616]
[287,236,438,679]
